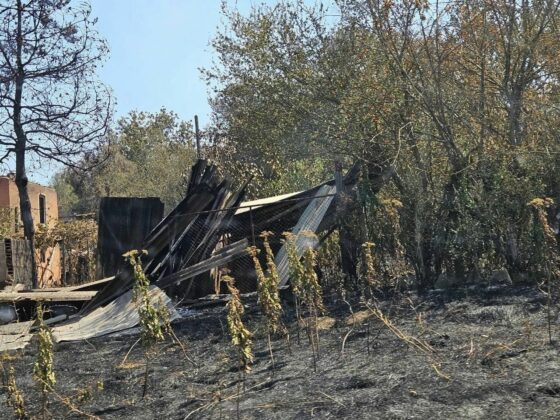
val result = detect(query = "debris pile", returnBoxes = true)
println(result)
[84,159,356,314]
[83,160,248,312]
[0,158,393,350]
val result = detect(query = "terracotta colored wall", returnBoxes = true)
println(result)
[27,181,58,227]
[0,178,11,208]
[0,176,61,287]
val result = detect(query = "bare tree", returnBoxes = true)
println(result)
[0,0,112,286]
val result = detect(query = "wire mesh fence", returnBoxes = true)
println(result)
[59,238,97,286]
[161,192,338,296]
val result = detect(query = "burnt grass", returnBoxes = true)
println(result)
[2,284,560,419]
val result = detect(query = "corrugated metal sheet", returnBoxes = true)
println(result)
[96,197,164,279]
[235,191,302,215]
[52,285,179,343]
[0,286,178,351]
[0,321,33,351]
[274,185,337,286]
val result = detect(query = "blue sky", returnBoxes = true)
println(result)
[32,0,329,183]
[89,0,259,129]
[30,1,257,183]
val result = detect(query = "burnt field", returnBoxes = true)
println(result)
[2,284,560,419]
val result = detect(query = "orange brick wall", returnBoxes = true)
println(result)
[0,176,61,287]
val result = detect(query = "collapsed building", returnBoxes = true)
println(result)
[0,159,392,351]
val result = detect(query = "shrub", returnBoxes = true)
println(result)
[248,234,286,371]
[223,275,253,372]
[33,304,55,417]
[2,365,26,419]
[124,249,169,397]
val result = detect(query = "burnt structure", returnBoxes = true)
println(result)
[96,197,164,279]
[83,159,393,314]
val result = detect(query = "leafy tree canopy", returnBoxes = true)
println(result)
[53,109,196,216]
[205,0,560,287]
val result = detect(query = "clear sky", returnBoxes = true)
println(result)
[29,1,258,183]
[31,0,327,183]
[89,0,259,129]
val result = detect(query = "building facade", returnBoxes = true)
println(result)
[0,176,61,288]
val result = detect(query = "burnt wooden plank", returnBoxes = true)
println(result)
[96,197,164,279]
[0,239,7,287]
[12,239,33,289]
[0,290,96,302]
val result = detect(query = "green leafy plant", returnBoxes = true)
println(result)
[0,208,18,238]
[2,364,27,419]
[301,246,325,372]
[360,241,378,297]
[224,274,253,419]
[259,232,284,335]
[316,231,345,294]
[283,231,326,371]
[282,232,305,344]
[248,232,286,372]
[33,304,55,419]
[124,249,169,397]
[74,380,104,404]
[124,250,166,346]
[283,231,327,361]
[302,246,326,315]
[528,198,560,343]
[223,275,253,372]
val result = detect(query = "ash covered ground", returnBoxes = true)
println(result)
[2,285,560,419]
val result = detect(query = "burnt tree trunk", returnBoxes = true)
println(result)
[335,161,358,282]
[339,224,358,282]
[13,0,37,288]
[14,157,36,287]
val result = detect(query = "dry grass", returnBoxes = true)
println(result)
[117,361,146,370]
[366,303,451,381]
[344,309,374,326]
[299,316,336,331]
[0,352,21,362]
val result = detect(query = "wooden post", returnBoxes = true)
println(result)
[61,239,66,286]
[334,160,357,281]
[86,239,90,282]
[249,206,256,246]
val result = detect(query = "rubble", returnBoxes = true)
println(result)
[0,159,393,351]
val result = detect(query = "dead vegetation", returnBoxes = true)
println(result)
[224,275,253,374]
[3,282,560,419]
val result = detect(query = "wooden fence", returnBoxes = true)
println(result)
[0,238,33,289]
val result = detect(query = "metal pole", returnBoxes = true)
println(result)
[334,160,343,195]
[194,115,201,159]
[249,206,256,246]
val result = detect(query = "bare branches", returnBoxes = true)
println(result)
[0,0,112,167]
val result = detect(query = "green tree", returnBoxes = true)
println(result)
[208,0,560,290]
[205,1,397,197]
[53,109,196,214]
